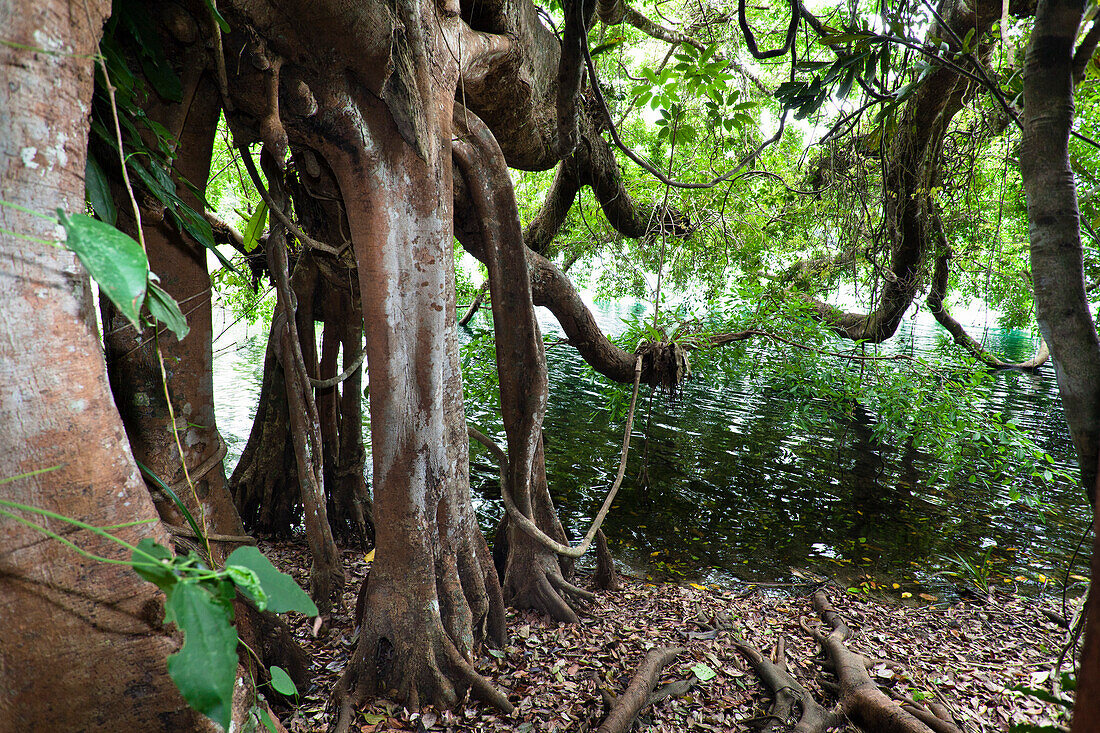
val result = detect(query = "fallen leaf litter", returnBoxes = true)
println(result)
[260,540,1075,732]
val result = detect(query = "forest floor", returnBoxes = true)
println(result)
[262,540,1076,732]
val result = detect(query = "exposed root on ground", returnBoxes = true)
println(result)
[734,635,842,733]
[802,591,962,733]
[596,646,685,733]
[328,618,512,733]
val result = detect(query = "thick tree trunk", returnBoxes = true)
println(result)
[100,62,249,563]
[1021,0,1100,499]
[1075,457,1100,730]
[1018,0,1100,727]
[0,1,221,729]
[454,108,594,621]
[291,18,508,711]
[230,323,300,534]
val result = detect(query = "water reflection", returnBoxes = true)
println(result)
[213,301,1090,595]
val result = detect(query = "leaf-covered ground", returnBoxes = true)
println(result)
[261,541,1075,732]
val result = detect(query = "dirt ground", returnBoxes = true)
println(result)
[260,540,1077,732]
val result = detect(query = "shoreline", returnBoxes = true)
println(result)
[262,540,1075,732]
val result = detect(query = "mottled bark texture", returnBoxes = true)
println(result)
[1018,0,1100,728]
[454,109,595,621]
[215,0,510,716]
[804,0,1001,343]
[0,1,222,729]
[98,36,247,564]
[1021,0,1100,500]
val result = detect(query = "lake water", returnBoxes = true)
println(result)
[213,300,1091,598]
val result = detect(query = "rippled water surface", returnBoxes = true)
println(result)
[213,301,1091,595]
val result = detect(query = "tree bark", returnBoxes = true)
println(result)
[1021,0,1100,499]
[328,285,373,546]
[99,52,250,563]
[926,245,1049,371]
[0,1,220,729]
[454,107,596,621]
[230,322,300,535]
[213,1,516,712]
[262,156,344,613]
[1074,454,1100,730]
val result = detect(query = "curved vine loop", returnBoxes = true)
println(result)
[468,355,643,560]
[738,0,800,60]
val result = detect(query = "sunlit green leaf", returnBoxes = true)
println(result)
[242,201,267,253]
[226,546,318,616]
[164,580,238,731]
[59,210,148,329]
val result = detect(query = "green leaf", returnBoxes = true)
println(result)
[59,210,148,329]
[165,580,238,731]
[819,32,870,45]
[691,662,717,681]
[242,201,267,253]
[204,0,231,32]
[84,153,116,225]
[225,546,318,616]
[226,564,268,611]
[257,707,278,733]
[135,461,205,544]
[147,281,190,340]
[269,665,298,696]
[131,538,177,590]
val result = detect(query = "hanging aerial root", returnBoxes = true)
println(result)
[596,646,685,733]
[801,592,961,733]
[465,353,642,561]
[637,340,690,395]
[733,635,841,733]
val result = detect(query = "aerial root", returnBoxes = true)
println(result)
[547,571,596,602]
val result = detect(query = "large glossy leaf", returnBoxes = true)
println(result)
[147,281,190,340]
[242,201,267,253]
[268,665,298,696]
[58,210,148,329]
[226,546,318,616]
[165,580,238,731]
[84,153,116,225]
